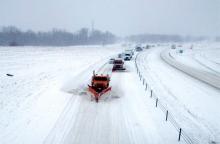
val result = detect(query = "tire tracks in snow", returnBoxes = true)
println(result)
[44,57,114,144]
[44,52,181,144]
[193,55,220,75]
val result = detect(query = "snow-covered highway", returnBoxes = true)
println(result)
[1,43,220,144]
[136,45,220,143]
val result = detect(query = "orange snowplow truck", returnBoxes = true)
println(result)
[88,71,111,102]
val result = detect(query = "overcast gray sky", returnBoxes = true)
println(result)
[0,0,220,36]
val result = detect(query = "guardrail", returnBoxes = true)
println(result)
[134,53,195,144]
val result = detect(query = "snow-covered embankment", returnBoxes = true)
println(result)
[161,49,220,89]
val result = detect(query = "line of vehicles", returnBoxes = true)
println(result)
[88,48,137,102]
[87,45,145,102]
[111,49,135,71]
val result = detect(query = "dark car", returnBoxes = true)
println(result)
[124,53,132,61]
[135,46,143,52]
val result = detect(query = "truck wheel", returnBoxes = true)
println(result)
[95,98,99,103]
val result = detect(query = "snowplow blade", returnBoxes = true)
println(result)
[112,68,126,72]
[88,85,99,97]
[99,87,111,96]
[88,85,111,102]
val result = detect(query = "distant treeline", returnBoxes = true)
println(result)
[126,34,209,43]
[0,26,117,46]
[216,37,220,42]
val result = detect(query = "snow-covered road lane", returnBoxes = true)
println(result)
[137,47,220,143]
[44,60,182,144]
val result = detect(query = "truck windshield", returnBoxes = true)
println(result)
[94,76,108,81]
[114,60,123,64]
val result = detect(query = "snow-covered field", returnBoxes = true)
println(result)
[1,43,220,144]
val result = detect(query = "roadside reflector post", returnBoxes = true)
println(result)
[166,110,168,121]
[145,83,148,90]
[178,128,182,141]
[143,79,145,85]
[150,90,153,98]
[156,98,158,107]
